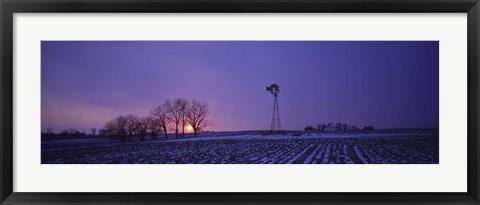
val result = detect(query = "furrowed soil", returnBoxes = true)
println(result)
[41,130,439,164]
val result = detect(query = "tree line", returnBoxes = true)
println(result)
[304,123,373,132]
[104,98,212,142]
[42,127,94,137]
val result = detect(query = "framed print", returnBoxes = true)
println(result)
[1,0,479,204]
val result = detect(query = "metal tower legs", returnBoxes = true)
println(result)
[271,96,282,132]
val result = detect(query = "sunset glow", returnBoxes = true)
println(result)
[186,125,193,132]
[41,41,439,132]
[40,41,440,165]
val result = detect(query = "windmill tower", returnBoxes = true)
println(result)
[266,84,282,132]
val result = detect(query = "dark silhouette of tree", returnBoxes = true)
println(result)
[317,124,326,131]
[147,115,161,140]
[98,129,107,136]
[104,115,128,142]
[125,114,139,142]
[60,129,69,135]
[135,116,149,141]
[101,98,213,141]
[151,100,172,139]
[304,125,314,131]
[69,128,80,136]
[335,123,342,131]
[168,98,188,139]
[91,128,96,136]
[186,100,212,138]
[176,98,189,138]
[42,127,55,137]
[46,127,54,135]
[363,126,375,131]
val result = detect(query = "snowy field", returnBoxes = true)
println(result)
[41,130,439,164]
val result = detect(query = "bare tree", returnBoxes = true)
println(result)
[175,99,189,138]
[98,129,107,136]
[186,100,212,138]
[91,128,97,136]
[43,127,55,137]
[151,100,172,139]
[46,127,54,134]
[135,116,149,141]
[147,115,161,140]
[104,115,128,142]
[167,98,188,139]
[68,128,80,135]
[125,114,139,142]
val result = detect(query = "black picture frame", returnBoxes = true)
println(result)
[1,0,479,204]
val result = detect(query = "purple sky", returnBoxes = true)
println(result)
[41,41,439,132]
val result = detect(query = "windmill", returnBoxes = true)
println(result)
[266,84,282,132]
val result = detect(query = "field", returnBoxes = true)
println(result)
[41,129,439,164]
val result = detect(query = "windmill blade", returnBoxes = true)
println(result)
[266,84,280,96]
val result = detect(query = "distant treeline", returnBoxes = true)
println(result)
[42,128,94,137]
[43,98,213,142]
[304,123,374,132]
